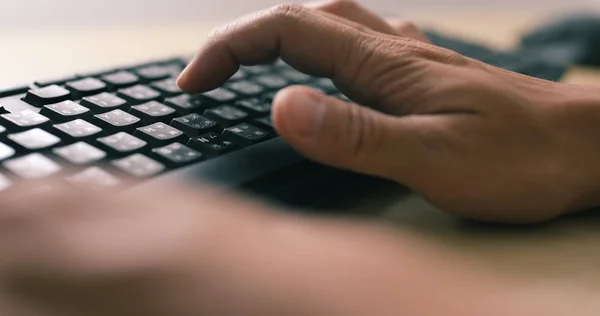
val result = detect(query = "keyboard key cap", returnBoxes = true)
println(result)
[204,105,248,128]
[152,142,203,167]
[7,128,61,151]
[101,71,140,90]
[34,75,77,87]
[242,65,270,75]
[222,123,270,147]
[67,167,121,189]
[81,92,128,113]
[97,132,148,157]
[188,132,237,158]
[117,85,161,105]
[262,91,278,102]
[312,78,337,93]
[164,94,211,114]
[111,154,165,178]
[280,69,312,83]
[40,100,92,122]
[234,98,271,116]
[135,65,173,82]
[53,142,106,165]
[134,123,187,147]
[65,78,107,99]
[170,113,218,137]
[255,75,288,90]
[150,78,183,97]
[1,109,51,131]
[53,119,104,142]
[92,109,142,133]
[0,142,15,161]
[200,88,237,104]
[22,85,71,107]
[230,69,246,80]
[254,116,276,134]
[0,84,29,98]
[3,153,61,179]
[227,81,264,96]
[130,101,176,124]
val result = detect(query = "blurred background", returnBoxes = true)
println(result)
[1,0,599,84]
[1,0,597,30]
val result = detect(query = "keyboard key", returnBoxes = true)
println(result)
[92,109,142,133]
[97,132,148,157]
[234,98,271,116]
[262,91,278,102]
[81,92,128,113]
[222,123,270,147]
[7,128,61,151]
[227,81,264,96]
[150,78,183,97]
[0,142,15,161]
[280,69,312,83]
[0,84,29,98]
[117,85,161,105]
[242,65,270,75]
[40,100,92,122]
[53,142,106,165]
[65,78,107,99]
[255,75,288,90]
[112,154,165,178]
[200,88,237,104]
[134,123,187,147]
[164,94,211,114]
[0,125,7,139]
[230,69,246,80]
[53,119,104,142]
[130,101,176,124]
[135,65,174,82]
[101,71,140,90]
[152,142,203,167]
[34,75,77,87]
[67,167,121,189]
[254,116,276,134]
[170,113,218,137]
[3,153,61,179]
[312,78,337,92]
[1,109,51,131]
[22,85,71,107]
[204,105,248,128]
[188,132,237,158]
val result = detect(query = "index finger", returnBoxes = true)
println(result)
[176,4,379,93]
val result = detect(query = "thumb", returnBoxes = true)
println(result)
[272,85,422,181]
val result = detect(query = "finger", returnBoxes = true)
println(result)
[305,0,400,36]
[177,4,399,94]
[271,85,428,181]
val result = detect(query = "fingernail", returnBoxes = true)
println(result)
[281,91,326,139]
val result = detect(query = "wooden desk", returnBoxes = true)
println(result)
[1,6,600,302]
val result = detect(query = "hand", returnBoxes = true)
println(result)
[0,179,575,316]
[178,0,600,223]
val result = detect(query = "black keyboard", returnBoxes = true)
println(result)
[0,34,572,204]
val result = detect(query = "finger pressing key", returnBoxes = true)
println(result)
[176,4,386,94]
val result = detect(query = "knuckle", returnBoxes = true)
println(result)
[269,3,305,19]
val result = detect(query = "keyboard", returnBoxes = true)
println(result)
[0,33,571,206]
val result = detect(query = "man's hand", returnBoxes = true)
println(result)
[0,180,580,316]
[179,0,600,223]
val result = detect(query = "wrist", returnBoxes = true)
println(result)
[542,83,600,213]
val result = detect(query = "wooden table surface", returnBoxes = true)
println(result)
[2,6,600,308]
